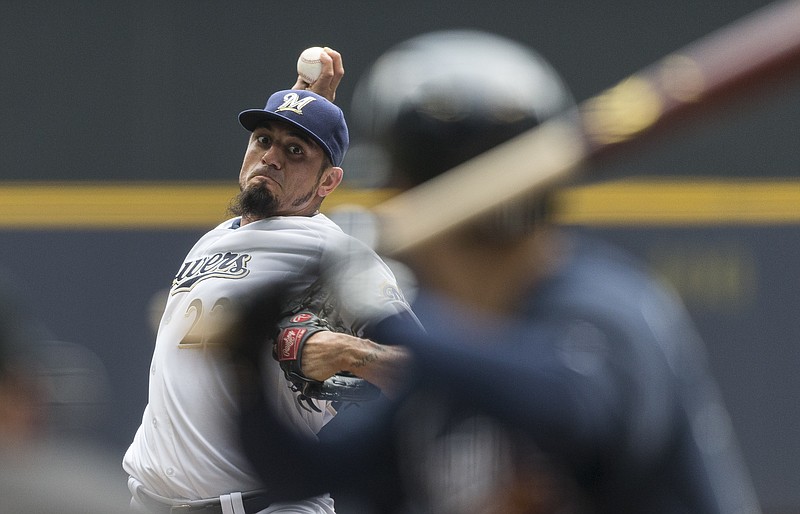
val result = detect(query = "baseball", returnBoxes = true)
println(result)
[297,46,325,84]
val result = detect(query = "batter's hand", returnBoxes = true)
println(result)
[292,47,344,103]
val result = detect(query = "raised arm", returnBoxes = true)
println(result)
[291,46,344,102]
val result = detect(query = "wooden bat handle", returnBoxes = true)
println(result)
[374,0,800,256]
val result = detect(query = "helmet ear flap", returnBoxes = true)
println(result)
[473,192,556,242]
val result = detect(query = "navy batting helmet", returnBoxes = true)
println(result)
[350,30,575,188]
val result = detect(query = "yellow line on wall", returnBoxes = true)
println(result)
[0,179,798,230]
[0,182,237,229]
[0,182,396,229]
[554,178,800,226]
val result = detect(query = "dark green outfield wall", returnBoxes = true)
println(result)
[2,0,799,184]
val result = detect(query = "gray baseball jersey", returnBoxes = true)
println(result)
[123,213,413,502]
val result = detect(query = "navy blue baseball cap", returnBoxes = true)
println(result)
[239,90,349,167]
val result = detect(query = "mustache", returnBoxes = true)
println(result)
[249,166,278,181]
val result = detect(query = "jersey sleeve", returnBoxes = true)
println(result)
[316,230,420,334]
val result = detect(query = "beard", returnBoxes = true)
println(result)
[228,183,278,220]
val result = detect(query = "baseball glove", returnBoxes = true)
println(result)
[273,310,381,410]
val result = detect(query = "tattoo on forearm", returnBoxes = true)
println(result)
[353,345,384,368]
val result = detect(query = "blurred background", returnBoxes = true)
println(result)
[0,1,798,512]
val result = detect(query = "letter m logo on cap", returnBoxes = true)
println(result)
[276,92,317,115]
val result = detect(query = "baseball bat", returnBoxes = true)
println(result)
[373,0,800,256]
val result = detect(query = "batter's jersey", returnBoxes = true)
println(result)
[123,213,413,500]
[394,232,762,514]
[236,231,761,514]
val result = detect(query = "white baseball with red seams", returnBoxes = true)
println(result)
[297,47,325,84]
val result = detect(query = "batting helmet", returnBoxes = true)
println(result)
[350,30,576,188]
